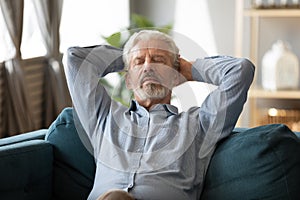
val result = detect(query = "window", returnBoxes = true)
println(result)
[21,0,47,59]
[60,0,129,52]
[0,8,15,62]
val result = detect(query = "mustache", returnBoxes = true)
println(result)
[139,72,161,85]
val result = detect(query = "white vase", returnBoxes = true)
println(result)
[262,40,299,90]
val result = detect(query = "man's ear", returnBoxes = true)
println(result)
[174,54,180,70]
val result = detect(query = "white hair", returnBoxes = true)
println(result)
[122,30,179,69]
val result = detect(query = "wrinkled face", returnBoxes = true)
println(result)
[126,40,178,100]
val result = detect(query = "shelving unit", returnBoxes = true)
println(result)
[235,0,300,130]
[249,89,300,99]
[244,9,300,17]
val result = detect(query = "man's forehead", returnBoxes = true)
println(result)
[130,48,170,56]
[130,40,173,53]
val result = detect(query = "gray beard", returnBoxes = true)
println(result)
[135,83,169,100]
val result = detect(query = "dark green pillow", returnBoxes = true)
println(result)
[202,124,300,200]
[46,107,96,200]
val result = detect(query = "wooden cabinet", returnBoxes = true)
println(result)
[235,0,300,130]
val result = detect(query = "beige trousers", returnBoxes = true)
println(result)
[97,189,135,200]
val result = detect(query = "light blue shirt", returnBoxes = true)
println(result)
[64,45,255,200]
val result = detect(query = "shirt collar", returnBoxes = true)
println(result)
[128,100,178,116]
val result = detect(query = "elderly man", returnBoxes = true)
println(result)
[64,30,254,200]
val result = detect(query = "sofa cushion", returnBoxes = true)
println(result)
[0,140,53,200]
[201,124,300,200]
[46,107,96,200]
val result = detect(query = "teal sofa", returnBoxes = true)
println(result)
[1,107,300,200]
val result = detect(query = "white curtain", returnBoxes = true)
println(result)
[32,0,71,126]
[0,0,36,135]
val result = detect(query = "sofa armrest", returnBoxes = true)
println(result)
[0,139,53,200]
[0,129,48,147]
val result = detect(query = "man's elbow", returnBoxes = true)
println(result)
[63,47,83,72]
[239,58,255,86]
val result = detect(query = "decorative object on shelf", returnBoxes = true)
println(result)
[252,0,270,8]
[262,40,299,91]
[252,0,300,8]
[286,0,300,8]
[264,108,300,131]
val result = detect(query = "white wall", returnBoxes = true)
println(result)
[130,0,237,56]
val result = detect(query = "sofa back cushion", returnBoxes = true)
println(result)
[46,107,96,200]
[201,124,300,200]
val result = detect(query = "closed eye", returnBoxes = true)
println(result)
[152,55,166,63]
[133,58,145,66]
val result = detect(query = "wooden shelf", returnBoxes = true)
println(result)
[249,89,300,99]
[235,0,300,127]
[244,9,300,17]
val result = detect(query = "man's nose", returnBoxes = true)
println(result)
[143,57,153,72]
[143,62,155,73]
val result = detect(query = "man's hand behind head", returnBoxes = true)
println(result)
[177,57,193,84]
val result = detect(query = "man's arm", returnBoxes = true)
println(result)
[63,45,124,140]
[180,56,255,155]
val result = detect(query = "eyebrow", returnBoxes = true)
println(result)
[152,55,166,58]
[132,56,145,61]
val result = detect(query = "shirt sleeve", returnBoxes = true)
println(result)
[192,56,255,157]
[63,45,124,140]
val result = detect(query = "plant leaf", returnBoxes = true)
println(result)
[103,32,121,47]
[157,24,173,34]
[130,14,154,29]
